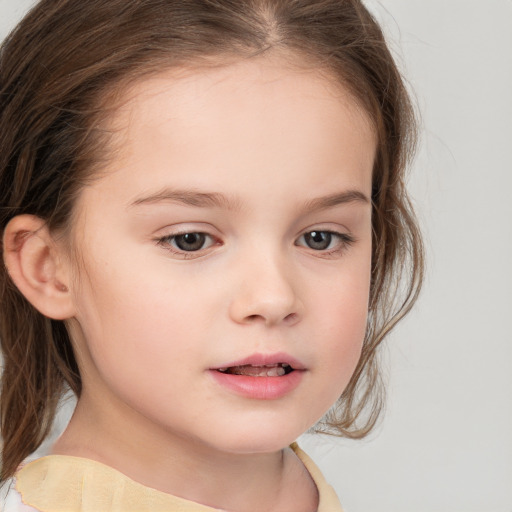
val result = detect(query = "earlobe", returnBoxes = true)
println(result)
[3,215,76,320]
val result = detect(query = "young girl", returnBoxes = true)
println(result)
[0,0,423,510]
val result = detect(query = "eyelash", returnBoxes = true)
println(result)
[156,231,219,260]
[155,230,355,259]
[294,231,355,257]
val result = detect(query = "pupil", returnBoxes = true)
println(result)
[175,233,205,251]
[306,231,331,250]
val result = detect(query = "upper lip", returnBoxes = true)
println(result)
[211,352,306,371]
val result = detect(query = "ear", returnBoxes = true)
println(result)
[3,214,76,320]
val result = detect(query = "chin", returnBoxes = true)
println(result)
[200,417,311,455]
[219,437,296,455]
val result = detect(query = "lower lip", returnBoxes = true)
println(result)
[209,369,304,400]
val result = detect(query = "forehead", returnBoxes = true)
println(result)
[81,55,376,211]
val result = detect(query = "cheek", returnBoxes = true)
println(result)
[71,252,221,392]
[71,278,196,421]
[318,295,367,373]
[308,263,370,392]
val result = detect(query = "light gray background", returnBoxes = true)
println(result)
[1,1,511,511]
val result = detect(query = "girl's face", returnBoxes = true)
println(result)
[67,56,375,455]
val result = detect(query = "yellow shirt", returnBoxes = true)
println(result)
[11,443,343,512]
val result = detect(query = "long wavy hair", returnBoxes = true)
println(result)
[0,0,423,482]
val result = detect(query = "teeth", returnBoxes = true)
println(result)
[269,366,286,377]
[218,364,289,377]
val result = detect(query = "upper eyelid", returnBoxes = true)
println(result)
[154,226,353,239]
[161,229,214,238]
[153,219,355,240]
[296,220,351,234]
[295,230,355,245]
[153,223,221,239]
[157,231,218,245]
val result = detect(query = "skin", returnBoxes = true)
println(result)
[19,55,376,511]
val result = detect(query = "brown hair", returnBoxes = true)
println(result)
[0,0,423,481]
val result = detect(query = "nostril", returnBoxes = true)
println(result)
[241,312,300,325]
[244,312,298,325]
[284,312,298,323]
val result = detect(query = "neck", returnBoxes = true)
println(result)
[51,392,318,512]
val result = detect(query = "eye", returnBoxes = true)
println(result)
[157,232,217,255]
[296,230,355,254]
[303,231,333,250]
[173,233,209,251]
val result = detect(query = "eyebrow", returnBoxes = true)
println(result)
[129,188,241,211]
[128,187,370,212]
[301,190,370,213]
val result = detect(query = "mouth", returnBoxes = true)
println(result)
[212,352,305,377]
[210,354,305,400]
[216,363,295,377]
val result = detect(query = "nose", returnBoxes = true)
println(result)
[228,252,304,327]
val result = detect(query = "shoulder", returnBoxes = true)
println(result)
[8,454,230,511]
[290,442,345,512]
[1,479,41,512]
